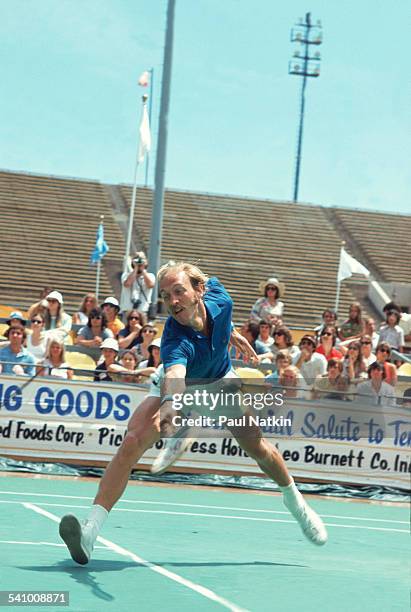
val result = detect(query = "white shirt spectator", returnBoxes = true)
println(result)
[378,325,404,350]
[26,334,47,362]
[356,380,396,407]
[121,270,155,314]
[299,353,327,385]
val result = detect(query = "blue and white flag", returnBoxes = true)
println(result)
[91,222,109,264]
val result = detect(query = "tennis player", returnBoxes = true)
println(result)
[59,262,327,564]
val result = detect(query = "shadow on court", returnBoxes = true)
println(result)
[16,561,117,601]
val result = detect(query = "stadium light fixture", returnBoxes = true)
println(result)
[288,12,323,202]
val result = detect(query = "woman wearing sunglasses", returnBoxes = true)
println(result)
[271,325,300,364]
[342,341,367,384]
[375,342,397,386]
[250,277,285,325]
[76,308,113,348]
[360,334,376,368]
[26,313,47,362]
[118,310,145,350]
[135,324,158,362]
[315,326,343,361]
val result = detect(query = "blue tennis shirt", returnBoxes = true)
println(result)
[160,277,232,381]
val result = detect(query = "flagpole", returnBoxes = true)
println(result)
[123,94,148,276]
[335,241,345,312]
[145,68,154,187]
[95,215,104,300]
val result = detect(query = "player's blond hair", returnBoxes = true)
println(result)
[157,261,208,290]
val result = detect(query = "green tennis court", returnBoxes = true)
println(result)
[0,473,409,612]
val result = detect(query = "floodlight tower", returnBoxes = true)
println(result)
[289,12,323,202]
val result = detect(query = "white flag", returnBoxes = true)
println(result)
[337,247,370,282]
[138,103,151,163]
[138,71,149,87]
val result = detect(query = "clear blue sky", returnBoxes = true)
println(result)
[1,0,410,213]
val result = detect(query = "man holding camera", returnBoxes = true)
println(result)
[120,251,155,318]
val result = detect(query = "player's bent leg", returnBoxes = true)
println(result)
[59,396,161,564]
[230,420,328,547]
[95,396,161,510]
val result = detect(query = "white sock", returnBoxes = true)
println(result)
[86,504,109,535]
[279,480,306,518]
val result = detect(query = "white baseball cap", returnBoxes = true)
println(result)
[102,296,120,309]
[100,338,119,352]
[46,291,63,304]
[149,337,162,349]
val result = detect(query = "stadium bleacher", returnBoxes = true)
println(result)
[0,170,125,313]
[1,169,410,327]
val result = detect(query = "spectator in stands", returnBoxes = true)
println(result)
[44,291,72,338]
[6,311,27,328]
[116,350,141,384]
[265,351,292,386]
[250,278,285,325]
[234,321,259,362]
[364,317,379,351]
[295,335,327,386]
[72,294,99,326]
[255,320,275,354]
[315,326,343,361]
[27,287,53,321]
[338,302,364,341]
[378,310,405,351]
[38,336,73,379]
[120,251,155,318]
[356,362,396,407]
[375,342,397,387]
[271,326,300,364]
[27,313,47,363]
[109,349,147,384]
[279,365,307,399]
[135,323,158,362]
[137,337,163,376]
[76,308,113,349]
[360,334,376,368]
[101,297,124,338]
[118,310,146,350]
[342,341,367,384]
[94,338,120,382]
[314,309,338,340]
[313,359,350,400]
[0,327,35,376]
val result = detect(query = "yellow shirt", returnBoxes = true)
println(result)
[107,318,124,337]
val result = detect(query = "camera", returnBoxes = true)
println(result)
[133,299,142,309]
[133,257,145,266]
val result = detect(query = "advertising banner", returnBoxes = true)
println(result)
[0,375,409,489]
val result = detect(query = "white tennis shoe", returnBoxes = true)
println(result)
[59,514,96,565]
[292,503,328,546]
[150,436,196,475]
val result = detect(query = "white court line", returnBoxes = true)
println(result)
[0,540,106,549]
[22,502,249,612]
[0,490,407,525]
[0,500,407,534]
